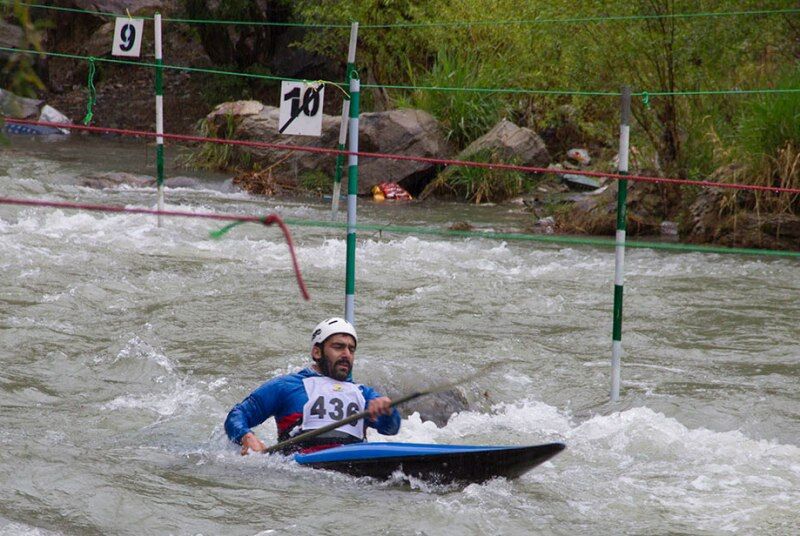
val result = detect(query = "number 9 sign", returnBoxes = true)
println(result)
[112,17,144,57]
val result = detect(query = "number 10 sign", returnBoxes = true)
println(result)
[278,81,325,136]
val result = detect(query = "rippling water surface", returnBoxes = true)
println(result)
[1,137,798,535]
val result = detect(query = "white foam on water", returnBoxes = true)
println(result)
[365,398,800,530]
[0,522,64,536]
[100,378,211,417]
[113,335,175,373]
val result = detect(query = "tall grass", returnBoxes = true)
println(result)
[406,49,509,149]
[180,114,250,170]
[421,149,532,204]
[730,68,800,214]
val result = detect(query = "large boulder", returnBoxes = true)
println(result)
[203,101,454,194]
[0,89,42,119]
[460,118,550,168]
[359,108,455,194]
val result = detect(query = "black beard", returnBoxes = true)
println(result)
[328,358,351,381]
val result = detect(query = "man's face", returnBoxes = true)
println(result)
[314,333,356,381]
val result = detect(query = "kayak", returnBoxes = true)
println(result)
[294,441,565,484]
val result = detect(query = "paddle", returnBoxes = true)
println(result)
[264,362,504,454]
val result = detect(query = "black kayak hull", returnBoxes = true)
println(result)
[294,442,565,484]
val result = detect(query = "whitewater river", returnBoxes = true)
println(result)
[1,136,798,535]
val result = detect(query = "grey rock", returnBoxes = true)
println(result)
[460,118,550,168]
[376,387,469,427]
[163,176,200,188]
[359,108,455,193]
[0,20,23,49]
[0,89,43,119]
[660,221,678,237]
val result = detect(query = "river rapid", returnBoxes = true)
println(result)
[1,136,798,535]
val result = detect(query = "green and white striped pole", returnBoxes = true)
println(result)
[344,74,360,324]
[611,85,631,402]
[154,12,165,227]
[331,22,358,220]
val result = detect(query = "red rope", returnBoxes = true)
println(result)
[0,196,310,301]
[5,117,800,196]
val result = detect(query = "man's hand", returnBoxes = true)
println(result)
[240,432,267,455]
[367,397,393,421]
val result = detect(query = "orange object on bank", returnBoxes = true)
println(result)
[371,182,412,201]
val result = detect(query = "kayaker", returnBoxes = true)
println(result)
[225,317,401,455]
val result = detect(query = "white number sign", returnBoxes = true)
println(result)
[278,81,325,136]
[112,18,144,57]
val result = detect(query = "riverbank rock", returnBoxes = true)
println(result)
[0,20,23,53]
[0,89,42,119]
[460,118,550,168]
[683,188,800,249]
[556,180,681,235]
[201,101,454,195]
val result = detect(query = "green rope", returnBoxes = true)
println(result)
[2,1,797,30]
[209,217,277,239]
[3,45,799,100]
[360,82,620,97]
[279,218,800,259]
[209,220,247,239]
[82,57,96,125]
[641,91,650,109]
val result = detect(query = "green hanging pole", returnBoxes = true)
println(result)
[154,13,165,227]
[611,85,631,402]
[331,22,359,220]
[344,72,360,324]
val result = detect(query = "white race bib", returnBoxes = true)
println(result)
[301,376,365,439]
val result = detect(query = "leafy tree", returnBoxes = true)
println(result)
[181,0,295,68]
[1,0,47,98]
[294,0,441,109]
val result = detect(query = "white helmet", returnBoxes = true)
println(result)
[311,317,357,348]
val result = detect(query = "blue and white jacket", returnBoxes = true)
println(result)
[225,368,400,451]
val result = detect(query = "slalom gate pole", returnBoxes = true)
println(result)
[344,74,360,324]
[611,86,631,402]
[154,13,165,227]
[331,22,359,220]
